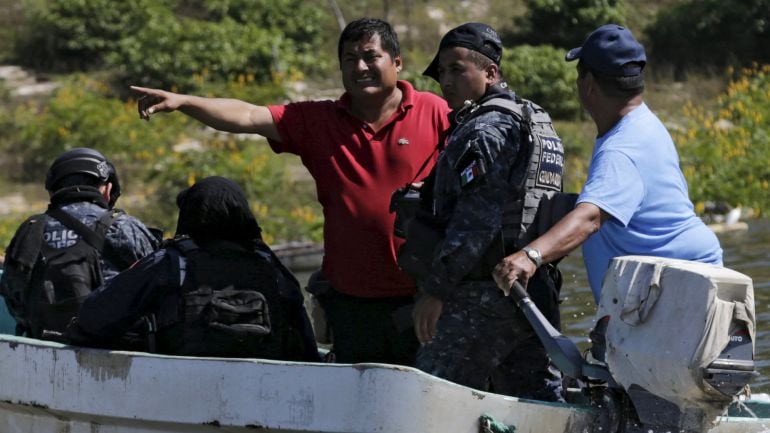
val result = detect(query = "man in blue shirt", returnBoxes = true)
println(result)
[493,24,722,302]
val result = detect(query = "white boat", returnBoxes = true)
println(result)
[0,334,768,433]
[1,256,767,433]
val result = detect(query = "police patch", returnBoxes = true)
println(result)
[534,134,564,190]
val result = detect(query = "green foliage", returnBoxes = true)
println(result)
[14,0,163,72]
[405,45,581,120]
[193,71,289,103]
[2,75,192,180]
[113,15,277,91]
[553,119,593,193]
[0,214,29,253]
[0,0,25,63]
[113,0,330,92]
[402,71,442,96]
[508,0,627,48]
[196,0,327,49]
[12,0,330,92]
[502,45,581,119]
[646,0,770,79]
[676,65,770,215]
[0,74,322,243]
[144,137,322,244]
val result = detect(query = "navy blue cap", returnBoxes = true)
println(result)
[565,24,646,77]
[423,23,503,81]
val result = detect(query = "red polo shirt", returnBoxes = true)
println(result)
[268,80,450,298]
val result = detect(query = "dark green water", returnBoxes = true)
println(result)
[558,218,770,393]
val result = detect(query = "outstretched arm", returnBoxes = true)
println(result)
[130,86,281,141]
[493,202,607,294]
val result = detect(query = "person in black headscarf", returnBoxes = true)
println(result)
[67,176,319,361]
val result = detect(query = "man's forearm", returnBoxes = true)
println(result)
[530,203,604,264]
[134,85,280,140]
[178,96,268,134]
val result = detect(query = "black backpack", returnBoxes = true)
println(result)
[1,206,122,337]
[173,238,272,340]
[149,238,315,360]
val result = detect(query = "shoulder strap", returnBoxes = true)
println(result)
[94,208,124,238]
[453,96,524,126]
[174,237,199,255]
[478,97,524,119]
[91,208,138,271]
[473,97,554,126]
[45,205,106,251]
[167,238,199,288]
[165,245,183,288]
[255,241,303,302]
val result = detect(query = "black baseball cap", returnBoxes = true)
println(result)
[423,22,503,81]
[565,24,646,77]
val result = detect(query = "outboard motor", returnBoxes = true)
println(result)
[592,256,756,433]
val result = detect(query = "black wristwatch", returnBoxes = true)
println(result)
[522,246,542,268]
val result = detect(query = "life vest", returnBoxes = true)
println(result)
[0,206,122,337]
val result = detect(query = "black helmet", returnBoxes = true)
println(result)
[45,148,122,205]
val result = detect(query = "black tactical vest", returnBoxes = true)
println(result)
[154,238,311,360]
[471,97,566,249]
[1,207,121,337]
[395,96,573,281]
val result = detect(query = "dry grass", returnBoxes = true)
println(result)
[645,72,727,119]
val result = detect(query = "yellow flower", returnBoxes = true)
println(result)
[694,201,705,214]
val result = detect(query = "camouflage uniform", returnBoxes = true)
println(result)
[414,89,563,401]
[44,201,160,281]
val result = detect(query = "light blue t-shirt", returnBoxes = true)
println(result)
[577,103,723,302]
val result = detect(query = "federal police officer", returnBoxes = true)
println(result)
[0,148,160,338]
[402,23,566,401]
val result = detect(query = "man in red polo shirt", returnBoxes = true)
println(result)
[132,18,450,364]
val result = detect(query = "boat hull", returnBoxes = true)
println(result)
[0,335,767,433]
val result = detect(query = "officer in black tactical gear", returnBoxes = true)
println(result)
[0,147,160,338]
[403,23,566,401]
[67,176,319,361]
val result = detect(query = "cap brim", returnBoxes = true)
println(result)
[565,47,582,62]
[423,52,440,81]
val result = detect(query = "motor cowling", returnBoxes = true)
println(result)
[593,256,756,433]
